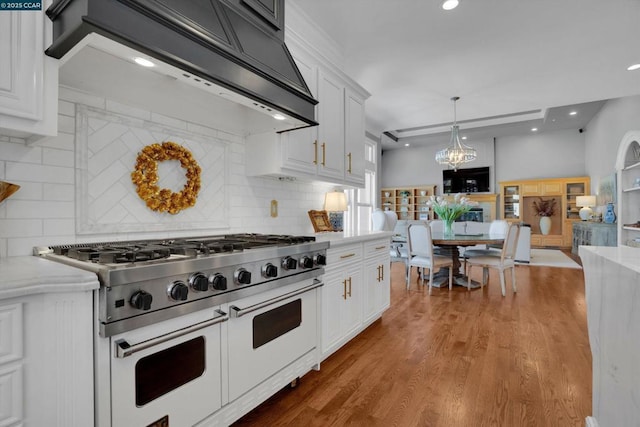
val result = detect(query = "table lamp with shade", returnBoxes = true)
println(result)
[324,190,348,231]
[576,195,596,221]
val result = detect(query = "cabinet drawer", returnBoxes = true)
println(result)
[364,239,390,258]
[542,182,563,195]
[327,244,363,268]
[542,235,565,246]
[0,303,22,365]
[521,183,541,196]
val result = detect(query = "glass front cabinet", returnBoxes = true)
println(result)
[501,184,521,220]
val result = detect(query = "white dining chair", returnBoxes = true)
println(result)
[407,223,453,294]
[465,223,521,296]
[462,220,508,274]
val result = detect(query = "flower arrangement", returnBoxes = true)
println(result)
[532,197,557,217]
[426,193,479,221]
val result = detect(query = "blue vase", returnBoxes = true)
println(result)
[603,203,616,224]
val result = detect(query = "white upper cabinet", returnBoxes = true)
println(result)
[316,68,345,182]
[245,43,369,187]
[344,88,366,187]
[0,7,58,141]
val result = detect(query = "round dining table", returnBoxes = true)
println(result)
[428,232,505,288]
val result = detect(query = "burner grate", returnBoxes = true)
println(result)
[46,233,317,265]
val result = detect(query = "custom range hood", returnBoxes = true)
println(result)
[45,0,318,132]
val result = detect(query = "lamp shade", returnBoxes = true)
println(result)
[324,191,348,212]
[576,195,596,207]
[576,195,596,221]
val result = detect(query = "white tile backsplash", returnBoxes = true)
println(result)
[43,147,74,167]
[6,162,74,184]
[0,141,42,163]
[0,87,332,256]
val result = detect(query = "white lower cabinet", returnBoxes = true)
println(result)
[321,236,390,360]
[322,245,363,359]
[363,239,391,324]
[0,291,94,427]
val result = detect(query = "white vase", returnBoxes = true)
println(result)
[539,216,552,235]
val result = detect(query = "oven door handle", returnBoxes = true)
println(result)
[114,309,229,358]
[230,280,323,318]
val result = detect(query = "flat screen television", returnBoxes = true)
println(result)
[442,166,490,194]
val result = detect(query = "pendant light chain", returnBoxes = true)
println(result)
[435,96,477,170]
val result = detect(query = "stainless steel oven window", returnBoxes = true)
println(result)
[135,336,205,406]
[253,299,302,349]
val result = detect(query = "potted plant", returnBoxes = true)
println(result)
[532,197,556,235]
[427,194,478,236]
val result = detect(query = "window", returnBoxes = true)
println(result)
[344,138,377,232]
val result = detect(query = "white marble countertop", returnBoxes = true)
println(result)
[315,230,393,248]
[579,245,640,274]
[0,256,100,300]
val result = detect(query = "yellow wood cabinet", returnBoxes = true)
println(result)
[499,177,590,247]
[381,185,437,220]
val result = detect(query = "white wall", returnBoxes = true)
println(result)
[0,88,333,257]
[381,128,588,196]
[495,128,586,182]
[584,95,640,193]
[381,137,495,192]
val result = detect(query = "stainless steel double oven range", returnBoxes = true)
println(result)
[35,233,328,426]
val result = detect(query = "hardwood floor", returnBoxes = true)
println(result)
[233,258,591,427]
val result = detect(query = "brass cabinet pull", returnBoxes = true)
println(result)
[313,140,318,164]
[321,142,326,166]
[340,253,356,259]
[375,246,386,250]
[376,265,380,282]
[380,264,384,281]
[347,152,352,173]
[347,277,352,297]
[342,279,347,300]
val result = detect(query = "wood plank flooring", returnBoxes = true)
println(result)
[233,256,591,427]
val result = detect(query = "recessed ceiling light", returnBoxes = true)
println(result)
[441,0,459,10]
[627,63,640,71]
[461,136,467,140]
[569,111,577,116]
[404,143,410,147]
[531,128,538,132]
[272,113,286,120]
[133,57,155,67]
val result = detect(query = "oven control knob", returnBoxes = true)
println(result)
[282,256,297,270]
[300,256,314,269]
[235,268,252,285]
[168,281,189,301]
[314,254,327,266]
[209,273,227,291]
[189,272,209,292]
[130,290,153,311]
[262,263,278,278]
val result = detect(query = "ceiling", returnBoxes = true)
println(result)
[290,0,640,150]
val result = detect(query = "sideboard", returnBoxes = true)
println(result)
[572,222,617,254]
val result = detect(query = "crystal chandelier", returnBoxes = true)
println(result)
[435,96,476,170]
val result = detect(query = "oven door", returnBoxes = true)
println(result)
[110,308,228,427]
[226,278,322,402]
